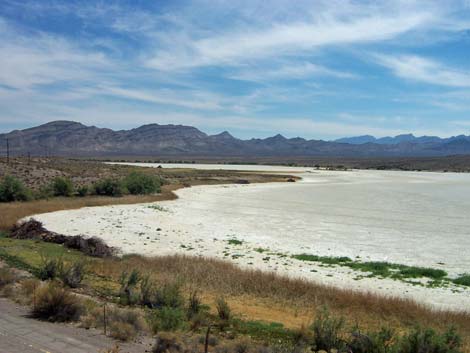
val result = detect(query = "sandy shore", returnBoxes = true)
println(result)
[33,168,470,311]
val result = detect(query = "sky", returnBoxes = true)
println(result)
[1,0,470,140]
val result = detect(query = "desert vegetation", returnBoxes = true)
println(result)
[0,232,469,351]
[0,158,292,230]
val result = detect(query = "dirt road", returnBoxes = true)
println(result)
[0,298,152,353]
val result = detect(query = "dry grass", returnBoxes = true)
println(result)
[0,185,178,230]
[1,237,470,350]
[87,255,470,349]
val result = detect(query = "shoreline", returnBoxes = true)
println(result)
[31,168,470,312]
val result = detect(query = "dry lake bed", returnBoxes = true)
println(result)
[33,164,470,311]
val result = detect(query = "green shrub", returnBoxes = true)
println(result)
[76,185,89,197]
[60,261,86,288]
[93,178,126,197]
[0,175,32,202]
[348,327,395,353]
[216,297,232,330]
[31,283,83,322]
[310,308,346,352]
[140,275,156,308]
[153,282,184,309]
[152,307,186,332]
[119,269,141,305]
[187,291,203,320]
[38,257,63,281]
[399,327,462,353]
[216,297,231,321]
[52,177,73,197]
[124,171,161,195]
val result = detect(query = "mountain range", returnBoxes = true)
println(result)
[1,121,470,158]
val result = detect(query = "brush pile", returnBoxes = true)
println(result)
[10,219,115,257]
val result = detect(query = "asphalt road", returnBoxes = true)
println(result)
[0,298,153,353]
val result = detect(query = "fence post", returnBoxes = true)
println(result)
[204,324,212,353]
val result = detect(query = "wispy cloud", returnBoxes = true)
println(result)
[146,8,434,70]
[374,54,470,87]
[229,62,358,82]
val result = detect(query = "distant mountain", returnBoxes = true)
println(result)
[335,134,470,146]
[335,135,376,144]
[1,120,470,157]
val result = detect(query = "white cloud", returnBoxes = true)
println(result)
[374,54,470,87]
[146,3,435,70]
[0,19,110,90]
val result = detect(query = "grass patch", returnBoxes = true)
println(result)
[234,320,295,344]
[453,274,470,287]
[292,254,352,265]
[148,205,169,212]
[292,254,448,282]
[227,239,243,246]
[254,247,268,253]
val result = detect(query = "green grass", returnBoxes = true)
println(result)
[147,205,168,212]
[292,254,352,265]
[292,254,448,283]
[233,319,296,344]
[227,239,243,245]
[254,247,268,253]
[453,274,470,287]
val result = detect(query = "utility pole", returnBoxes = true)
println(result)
[6,138,9,164]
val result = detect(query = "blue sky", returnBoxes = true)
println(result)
[1,0,470,139]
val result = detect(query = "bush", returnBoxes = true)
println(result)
[93,178,126,197]
[348,327,395,353]
[152,307,186,332]
[81,305,147,340]
[310,308,345,352]
[154,282,184,309]
[52,177,73,197]
[76,185,89,197]
[109,321,137,341]
[0,175,32,202]
[124,171,161,195]
[140,275,156,307]
[60,261,86,288]
[38,257,63,281]
[216,297,231,331]
[216,297,231,321]
[153,332,184,353]
[119,269,141,305]
[187,291,203,320]
[399,327,462,353]
[31,283,83,322]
